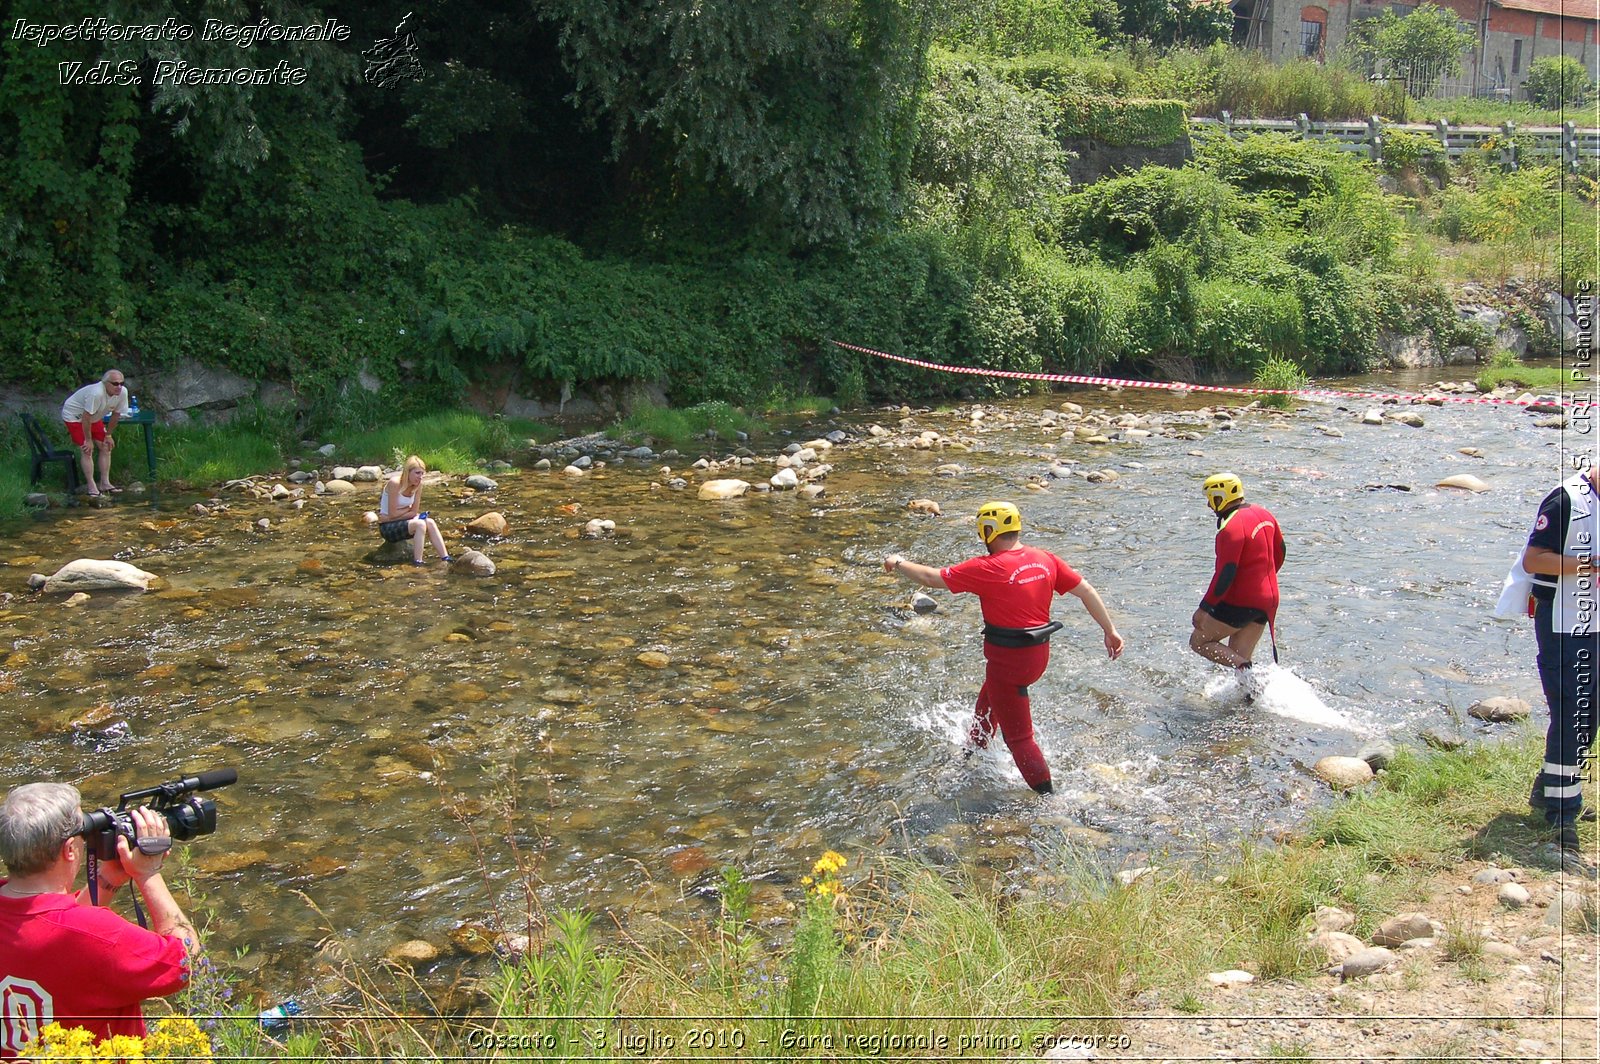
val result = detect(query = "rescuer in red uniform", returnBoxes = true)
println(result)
[1189,473,1286,698]
[884,502,1124,793]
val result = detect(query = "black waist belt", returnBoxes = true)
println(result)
[982,621,1063,648]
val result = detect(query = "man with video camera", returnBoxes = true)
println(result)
[0,782,201,1058]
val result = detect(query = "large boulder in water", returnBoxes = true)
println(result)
[39,559,160,593]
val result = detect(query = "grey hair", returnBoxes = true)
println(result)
[0,783,81,876]
[100,369,123,384]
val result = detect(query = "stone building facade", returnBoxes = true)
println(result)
[1231,0,1599,100]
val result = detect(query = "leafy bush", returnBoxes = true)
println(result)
[1525,56,1593,109]
[1254,353,1310,409]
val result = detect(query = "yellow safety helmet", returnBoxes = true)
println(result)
[1202,473,1245,514]
[976,501,1022,545]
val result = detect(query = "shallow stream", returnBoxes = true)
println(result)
[0,368,1580,1001]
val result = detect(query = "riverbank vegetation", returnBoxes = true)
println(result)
[2,0,1592,441]
[102,732,1586,1061]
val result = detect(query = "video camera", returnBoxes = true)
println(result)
[76,768,237,861]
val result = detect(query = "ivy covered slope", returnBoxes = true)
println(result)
[0,0,1587,413]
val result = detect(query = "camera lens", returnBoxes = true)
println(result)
[165,797,218,840]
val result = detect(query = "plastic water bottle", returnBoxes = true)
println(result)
[129,394,139,415]
[257,999,302,1032]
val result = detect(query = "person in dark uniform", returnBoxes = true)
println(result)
[1520,462,1599,854]
[1189,473,1285,698]
[884,501,1124,794]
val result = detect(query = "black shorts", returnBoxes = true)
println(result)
[1199,601,1269,629]
[379,518,412,543]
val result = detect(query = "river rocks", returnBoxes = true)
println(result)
[1419,726,1466,751]
[331,466,358,480]
[636,651,671,669]
[464,474,497,491]
[1436,474,1490,493]
[798,484,825,500]
[449,550,495,576]
[1471,867,1516,885]
[1468,696,1530,722]
[1534,415,1568,429]
[354,465,384,482]
[770,468,799,490]
[466,512,508,537]
[323,479,356,495]
[1313,756,1374,790]
[23,494,49,508]
[1357,739,1396,771]
[1360,409,1386,425]
[1385,411,1425,428]
[1336,946,1396,981]
[582,519,616,538]
[698,479,750,500]
[1371,912,1435,946]
[1311,905,1355,932]
[1308,931,1365,965]
[907,498,942,515]
[911,592,938,614]
[1206,970,1255,987]
[39,559,160,593]
[63,592,90,608]
[385,939,440,966]
[1497,882,1532,909]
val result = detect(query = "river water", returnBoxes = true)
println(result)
[0,368,1584,1002]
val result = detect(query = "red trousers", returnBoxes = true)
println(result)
[970,642,1052,792]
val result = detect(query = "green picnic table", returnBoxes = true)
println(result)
[110,409,158,481]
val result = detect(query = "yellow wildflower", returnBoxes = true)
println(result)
[811,850,847,876]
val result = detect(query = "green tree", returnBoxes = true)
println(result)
[1115,0,1233,49]
[1524,55,1593,109]
[936,0,1109,56]
[1343,4,1475,98]
[532,0,941,247]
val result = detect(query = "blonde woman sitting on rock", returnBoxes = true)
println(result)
[378,456,451,566]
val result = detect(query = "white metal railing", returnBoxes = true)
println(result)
[1192,113,1599,170]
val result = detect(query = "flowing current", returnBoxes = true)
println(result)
[0,368,1573,1000]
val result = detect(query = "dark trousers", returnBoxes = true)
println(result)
[1533,598,1598,825]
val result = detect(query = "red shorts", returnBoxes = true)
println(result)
[65,420,108,446]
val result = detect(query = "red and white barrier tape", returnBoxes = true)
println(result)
[828,339,1575,408]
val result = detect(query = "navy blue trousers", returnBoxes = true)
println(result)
[1533,599,1598,825]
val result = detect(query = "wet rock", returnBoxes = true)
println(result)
[1498,882,1532,909]
[1357,739,1396,771]
[1360,409,1385,425]
[1534,416,1568,429]
[26,574,47,591]
[698,479,750,500]
[534,458,552,470]
[562,465,586,478]
[1371,912,1434,946]
[465,475,498,491]
[1437,474,1490,493]
[636,651,670,669]
[1419,727,1466,751]
[270,484,292,501]
[1386,411,1425,428]
[770,468,799,490]
[582,519,616,538]
[1337,947,1396,980]
[466,512,508,538]
[907,498,942,515]
[24,494,49,508]
[450,550,496,577]
[287,470,317,484]
[42,559,160,593]
[386,940,440,966]
[63,592,91,607]
[1313,756,1373,790]
[933,464,963,477]
[798,484,826,500]
[1468,696,1530,723]
[911,592,938,614]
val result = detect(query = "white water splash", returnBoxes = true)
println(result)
[1203,664,1355,730]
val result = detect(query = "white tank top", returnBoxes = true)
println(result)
[379,484,416,518]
